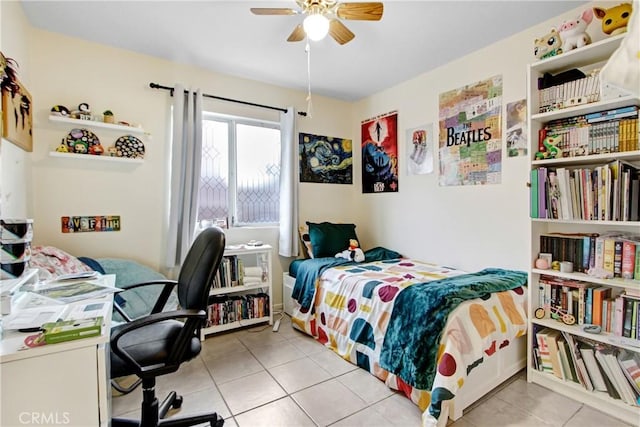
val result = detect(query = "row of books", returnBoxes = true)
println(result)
[539,233,640,279]
[537,72,600,113]
[530,160,640,222]
[537,275,640,336]
[537,106,639,158]
[206,293,270,326]
[533,327,640,407]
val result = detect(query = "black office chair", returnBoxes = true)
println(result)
[110,227,226,427]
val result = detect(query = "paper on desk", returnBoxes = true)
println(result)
[2,300,111,330]
[1,306,65,330]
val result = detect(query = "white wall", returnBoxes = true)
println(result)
[6,1,616,307]
[0,1,33,219]
[352,1,611,273]
[24,28,355,305]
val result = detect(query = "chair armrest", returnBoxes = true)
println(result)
[111,309,206,375]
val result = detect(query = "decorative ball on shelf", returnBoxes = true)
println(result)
[50,105,70,117]
[535,258,549,270]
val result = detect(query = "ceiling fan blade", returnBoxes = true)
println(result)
[336,2,383,21]
[287,24,305,42]
[250,8,297,16]
[329,19,355,45]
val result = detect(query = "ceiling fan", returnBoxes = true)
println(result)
[250,1,384,45]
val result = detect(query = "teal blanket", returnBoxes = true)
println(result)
[291,247,402,311]
[379,268,527,390]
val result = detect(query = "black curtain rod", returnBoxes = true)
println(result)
[149,83,307,117]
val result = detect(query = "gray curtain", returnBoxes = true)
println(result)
[278,107,298,257]
[165,84,203,268]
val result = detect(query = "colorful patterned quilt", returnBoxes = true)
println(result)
[290,258,527,427]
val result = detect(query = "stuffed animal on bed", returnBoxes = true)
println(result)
[335,239,365,263]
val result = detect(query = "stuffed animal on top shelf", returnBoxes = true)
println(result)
[534,28,563,60]
[335,239,365,263]
[594,3,633,35]
[559,9,593,51]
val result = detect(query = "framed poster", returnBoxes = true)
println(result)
[299,132,352,184]
[406,123,434,175]
[438,75,502,186]
[2,80,33,152]
[506,99,527,157]
[361,111,398,193]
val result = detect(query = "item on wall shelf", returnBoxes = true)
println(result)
[71,102,91,120]
[102,110,114,123]
[55,140,69,153]
[61,216,120,233]
[113,135,144,159]
[533,28,563,60]
[558,9,593,52]
[593,3,632,36]
[50,105,70,117]
[1,52,33,152]
[64,128,102,155]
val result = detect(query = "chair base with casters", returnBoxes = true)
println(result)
[111,377,224,427]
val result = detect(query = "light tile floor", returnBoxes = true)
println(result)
[112,315,635,427]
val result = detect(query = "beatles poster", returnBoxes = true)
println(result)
[438,75,503,186]
[299,133,353,184]
[361,111,398,193]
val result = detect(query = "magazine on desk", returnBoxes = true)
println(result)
[32,279,119,303]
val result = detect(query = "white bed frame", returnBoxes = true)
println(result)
[283,273,526,422]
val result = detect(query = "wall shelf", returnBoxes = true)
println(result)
[49,115,147,135]
[49,151,143,164]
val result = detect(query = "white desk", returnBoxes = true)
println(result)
[0,274,115,427]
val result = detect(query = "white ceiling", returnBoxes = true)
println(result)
[20,0,587,101]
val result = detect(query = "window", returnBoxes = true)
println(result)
[198,113,281,227]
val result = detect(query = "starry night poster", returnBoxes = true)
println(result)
[299,133,353,184]
[361,111,398,193]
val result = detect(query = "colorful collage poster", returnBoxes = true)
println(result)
[299,133,353,184]
[361,111,398,193]
[438,75,503,186]
[406,123,434,175]
[506,99,528,157]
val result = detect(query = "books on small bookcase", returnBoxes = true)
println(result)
[533,326,640,407]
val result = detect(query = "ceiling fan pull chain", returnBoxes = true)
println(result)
[305,40,314,118]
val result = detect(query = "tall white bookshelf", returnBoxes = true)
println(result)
[526,35,640,425]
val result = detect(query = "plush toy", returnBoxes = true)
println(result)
[534,28,563,60]
[559,9,593,51]
[335,239,365,263]
[594,3,633,35]
[535,134,563,160]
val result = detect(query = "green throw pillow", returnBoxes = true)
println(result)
[307,222,358,258]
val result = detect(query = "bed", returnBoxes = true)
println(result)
[285,224,527,426]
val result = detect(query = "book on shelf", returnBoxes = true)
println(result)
[578,340,609,393]
[561,331,593,391]
[617,349,640,395]
[41,316,103,344]
[535,327,555,375]
[595,346,639,406]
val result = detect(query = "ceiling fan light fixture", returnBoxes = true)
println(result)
[303,13,329,41]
